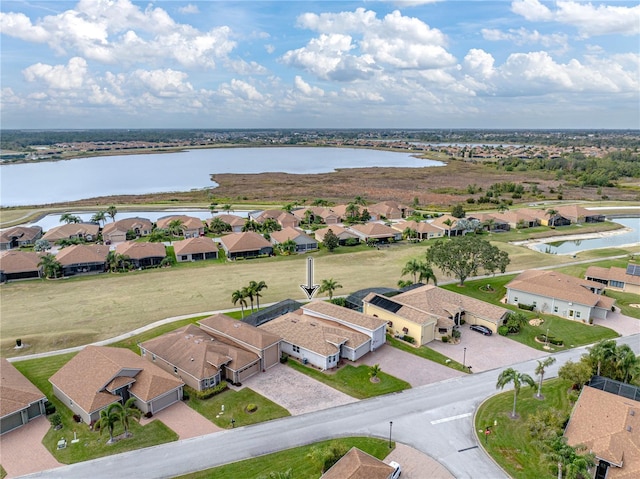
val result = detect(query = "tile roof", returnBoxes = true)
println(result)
[199,314,281,350]
[0,359,46,418]
[564,386,640,478]
[259,313,369,356]
[0,250,42,274]
[0,226,42,244]
[506,270,615,309]
[270,227,315,244]
[302,300,388,331]
[102,217,152,236]
[219,232,272,253]
[321,447,394,479]
[392,220,443,234]
[115,241,166,260]
[42,223,99,241]
[173,237,218,256]
[55,244,110,266]
[141,324,259,379]
[349,222,399,238]
[49,346,183,415]
[556,204,595,221]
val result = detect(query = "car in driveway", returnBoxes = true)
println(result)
[389,461,402,478]
[470,324,493,336]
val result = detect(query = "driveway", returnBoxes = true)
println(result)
[140,401,221,440]
[238,363,357,415]
[384,443,455,479]
[353,344,465,387]
[0,416,61,478]
[603,310,640,337]
[429,324,547,373]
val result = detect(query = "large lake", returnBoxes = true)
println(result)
[0,147,441,207]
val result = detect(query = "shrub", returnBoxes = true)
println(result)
[185,382,228,400]
[246,403,258,413]
[44,401,56,415]
[451,329,461,339]
[145,412,153,419]
[441,336,449,343]
[182,390,190,401]
[402,335,415,344]
[518,303,535,311]
[280,354,289,364]
[498,325,509,336]
[49,413,62,428]
[72,414,81,423]
[329,297,347,307]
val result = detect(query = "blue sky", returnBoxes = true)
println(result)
[1,0,638,129]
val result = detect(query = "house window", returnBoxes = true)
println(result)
[514,297,518,302]
[576,312,581,318]
[438,328,448,334]
[402,327,409,334]
[532,301,537,307]
[181,255,188,261]
[553,306,558,313]
[292,345,300,353]
[387,321,393,327]
[610,280,624,288]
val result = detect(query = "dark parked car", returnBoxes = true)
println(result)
[470,324,493,336]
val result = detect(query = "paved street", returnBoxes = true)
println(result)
[22,334,639,479]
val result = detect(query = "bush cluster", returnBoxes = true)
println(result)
[537,334,564,346]
[185,382,228,400]
[518,303,535,311]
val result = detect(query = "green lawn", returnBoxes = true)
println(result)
[111,315,210,352]
[286,361,410,399]
[186,388,290,428]
[386,335,470,373]
[475,378,574,479]
[12,355,178,464]
[176,437,394,479]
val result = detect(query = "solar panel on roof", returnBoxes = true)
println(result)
[626,264,640,277]
[369,295,402,313]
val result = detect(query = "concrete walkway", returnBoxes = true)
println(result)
[0,416,61,478]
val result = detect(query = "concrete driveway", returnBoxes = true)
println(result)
[384,443,455,479]
[140,401,221,440]
[238,363,357,415]
[429,324,547,373]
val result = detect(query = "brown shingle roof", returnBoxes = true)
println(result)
[55,244,110,266]
[219,232,272,253]
[199,314,281,350]
[0,226,42,244]
[564,386,640,478]
[102,217,152,236]
[506,270,615,309]
[42,223,99,241]
[321,447,394,479]
[303,300,387,331]
[173,237,218,256]
[314,225,359,242]
[0,359,46,418]
[115,241,166,260]
[585,265,640,287]
[392,220,443,234]
[0,250,42,274]
[270,227,315,244]
[156,215,203,231]
[213,214,246,228]
[349,223,398,238]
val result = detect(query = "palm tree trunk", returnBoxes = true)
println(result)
[512,390,518,417]
[537,374,543,398]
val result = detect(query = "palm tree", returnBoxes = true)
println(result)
[402,258,424,284]
[209,202,218,215]
[119,397,141,438]
[250,280,268,309]
[222,204,233,214]
[496,367,535,418]
[588,339,617,376]
[242,219,260,232]
[209,217,230,235]
[261,218,280,234]
[96,403,121,444]
[497,203,509,214]
[484,218,496,233]
[546,208,559,227]
[303,209,314,228]
[90,210,107,227]
[106,205,118,222]
[278,239,297,255]
[403,227,418,242]
[419,264,437,285]
[168,219,185,237]
[60,213,81,224]
[442,218,454,237]
[319,278,342,300]
[242,285,255,312]
[231,289,248,318]
[535,357,556,399]
[397,279,413,288]
[615,344,640,383]
[369,363,381,381]
[282,203,294,213]
[38,253,61,279]
[346,202,360,219]
[354,196,367,206]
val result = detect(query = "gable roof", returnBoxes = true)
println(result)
[102,217,152,235]
[212,214,246,227]
[198,314,281,350]
[564,386,640,477]
[314,225,359,241]
[270,227,316,244]
[49,346,183,415]
[173,237,218,256]
[0,359,46,418]
[115,241,166,260]
[349,223,399,238]
[302,300,387,331]
[42,223,99,241]
[219,232,272,253]
[506,270,615,309]
[156,215,203,231]
[0,250,42,274]
[321,447,394,479]
[392,220,443,234]
[0,226,42,244]
[585,265,640,288]
[55,244,110,266]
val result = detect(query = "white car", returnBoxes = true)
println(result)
[389,461,402,478]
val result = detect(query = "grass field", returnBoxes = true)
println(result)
[176,437,394,479]
[475,378,574,479]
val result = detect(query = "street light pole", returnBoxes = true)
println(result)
[463,347,466,369]
[388,421,393,448]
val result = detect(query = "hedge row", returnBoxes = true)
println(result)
[184,382,228,400]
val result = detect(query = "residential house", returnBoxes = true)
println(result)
[102,217,152,243]
[348,223,402,244]
[429,214,464,237]
[314,225,360,246]
[212,214,246,233]
[392,220,445,240]
[539,211,571,227]
[139,324,267,390]
[556,204,605,224]
[270,227,318,253]
[219,232,273,260]
[0,359,47,435]
[321,447,396,479]
[367,201,414,220]
[490,209,540,229]
[156,215,205,238]
[173,237,218,262]
[505,270,615,322]
[198,313,281,376]
[0,250,42,282]
[467,213,510,232]
[250,210,300,229]
[363,284,510,344]
[0,226,43,250]
[55,244,110,277]
[564,383,639,479]
[42,223,100,243]
[260,301,386,370]
[585,264,640,295]
[115,241,166,268]
[49,346,184,424]
[293,207,341,225]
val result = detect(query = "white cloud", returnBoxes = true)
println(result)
[228,59,269,75]
[228,79,264,101]
[0,12,49,42]
[482,28,568,50]
[178,4,200,15]
[265,44,275,54]
[131,69,194,97]
[23,57,88,90]
[293,76,324,96]
[512,0,640,37]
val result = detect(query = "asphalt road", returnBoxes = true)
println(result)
[22,334,640,479]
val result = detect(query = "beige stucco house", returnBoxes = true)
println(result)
[1,359,47,435]
[585,264,640,295]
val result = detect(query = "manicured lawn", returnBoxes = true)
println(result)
[286,361,410,399]
[12,355,178,464]
[475,378,574,479]
[176,437,393,479]
[386,335,469,373]
[186,388,290,428]
[606,290,640,319]
[111,315,210,353]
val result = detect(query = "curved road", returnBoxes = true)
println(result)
[22,335,640,479]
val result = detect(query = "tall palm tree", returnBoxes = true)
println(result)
[222,204,233,214]
[354,196,367,206]
[106,205,118,222]
[261,218,280,234]
[231,289,248,318]
[242,285,255,312]
[38,253,62,279]
[250,280,268,309]
[119,397,142,438]
[402,259,424,284]
[90,210,107,227]
[535,357,556,399]
[319,278,342,300]
[496,367,535,418]
[209,202,218,215]
[546,208,559,227]
[588,339,617,376]
[209,217,230,235]
[242,219,260,232]
[442,218,454,237]
[168,219,185,237]
[614,344,640,383]
[97,403,121,444]
[403,227,418,242]
[60,213,81,224]
[346,202,360,219]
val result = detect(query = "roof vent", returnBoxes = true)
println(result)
[627,426,632,432]
[234,323,240,328]
[630,410,635,416]
[190,357,194,361]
